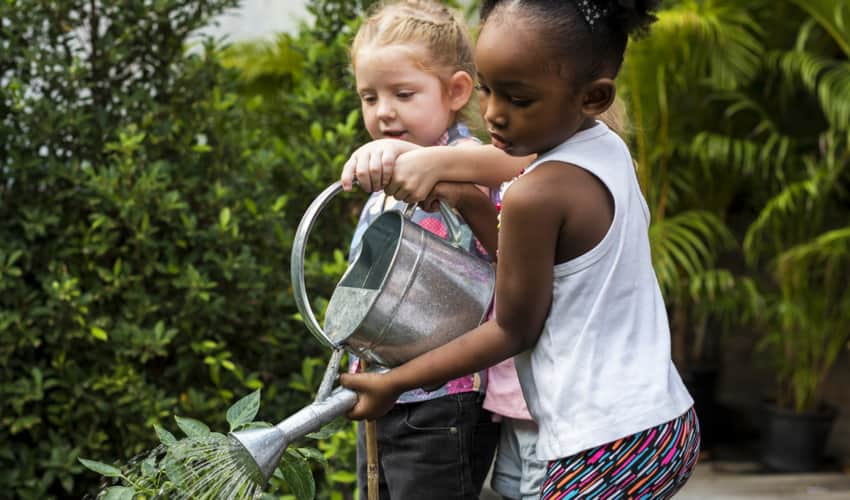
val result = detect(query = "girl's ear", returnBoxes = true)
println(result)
[582,78,616,117]
[447,70,474,112]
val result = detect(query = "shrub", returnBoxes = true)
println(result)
[0,0,369,497]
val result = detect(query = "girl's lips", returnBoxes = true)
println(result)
[382,130,407,139]
[489,132,511,150]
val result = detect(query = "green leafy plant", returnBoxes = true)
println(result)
[614,0,765,370]
[79,389,340,500]
[736,0,850,413]
[0,0,365,497]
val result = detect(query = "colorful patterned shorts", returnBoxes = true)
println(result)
[541,407,700,499]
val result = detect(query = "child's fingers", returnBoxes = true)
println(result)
[338,373,362,420]
[354,152,374,192]
[381,149,396,187]
[339,372,397,420]
[368,151,384,192]
[421,193,441,212]
[341,158,356,191]
[339,372,361,390]
[394,186,413,204]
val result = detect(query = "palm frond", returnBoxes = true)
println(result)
[620,1,764,211]
[688,269,763,326]
[768,49,850,131]
[650,210,736,296]
[744,130,848,264]
[743,161,825,264]
[790,0,850,57]
[688,130,792,179]
[768,48,832,94]
[763,225,850,412]
[645,1,764,89]
[776,226,850,282]
[818,63,850,131]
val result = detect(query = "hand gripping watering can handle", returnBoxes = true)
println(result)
[292,181,471,349]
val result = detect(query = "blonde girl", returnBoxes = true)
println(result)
[342,2,509,498]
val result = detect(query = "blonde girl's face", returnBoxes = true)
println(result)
[354,44,457,146]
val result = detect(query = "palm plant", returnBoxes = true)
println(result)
[737,0,850,413]
[617,0,765,369]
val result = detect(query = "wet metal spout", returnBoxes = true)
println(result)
[229,387,358,485]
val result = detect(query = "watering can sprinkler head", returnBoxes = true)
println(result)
[229,426,289,486]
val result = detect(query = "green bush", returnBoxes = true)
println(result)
[0,1,369,497]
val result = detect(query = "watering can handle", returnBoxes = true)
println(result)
[292,181,470,349]
[291,181,347,349]
[403,202,464,247]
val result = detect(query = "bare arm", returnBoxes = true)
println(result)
[385,144,534,203]
[340,170,560,419]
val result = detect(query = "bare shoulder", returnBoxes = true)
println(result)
[506,160,610,211]
[505,160,613,262]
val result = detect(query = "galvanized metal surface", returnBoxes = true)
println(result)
[334,209,494,367]
[229,387,358,484]
[291,180,495,369]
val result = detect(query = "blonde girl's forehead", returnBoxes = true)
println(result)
[354,42,446,79]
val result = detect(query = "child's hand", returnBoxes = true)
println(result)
[384,147,441,203]
[339,371,400,420]
[420,182,479,212]
[341,139,421,192]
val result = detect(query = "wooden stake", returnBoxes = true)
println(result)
[360,360,379,500]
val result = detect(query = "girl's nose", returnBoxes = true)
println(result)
[482,99,507,129]
[376,100,396,120]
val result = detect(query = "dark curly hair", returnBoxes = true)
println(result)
[480,0,661,82]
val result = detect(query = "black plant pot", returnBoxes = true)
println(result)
[760,402,838,472]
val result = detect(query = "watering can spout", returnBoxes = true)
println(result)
[229,426,289,486]
[229,386,358,485]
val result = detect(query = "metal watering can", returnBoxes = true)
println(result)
[230,181,495,485]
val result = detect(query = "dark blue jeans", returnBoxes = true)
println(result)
[356,391,499,500]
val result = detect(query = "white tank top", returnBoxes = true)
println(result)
[505,122,693,460]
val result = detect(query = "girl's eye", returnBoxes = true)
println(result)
[360,95,377,104]
[475,84,491,95]
[509,96,533,107]
[396,91,414,99]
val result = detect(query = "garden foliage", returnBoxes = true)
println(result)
[0,0,370,497]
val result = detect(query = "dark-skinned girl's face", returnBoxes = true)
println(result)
[475,12,597,157]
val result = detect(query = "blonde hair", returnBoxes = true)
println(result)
[598,95,630,137]
[351,0,477,122]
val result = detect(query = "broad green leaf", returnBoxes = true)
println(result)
[306,417,349,440]
[154,424,177,446]
[220,207,231,228]
[90,326,108,341]
[296,447,327,468]
[78,458,122,478]
[103,486,135,500]
[327,470,357,483]
[174,416,210,438]
[226,389,261,431]
[280,450,316,500]
[310,122,322,142]
[141,455,157,478]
